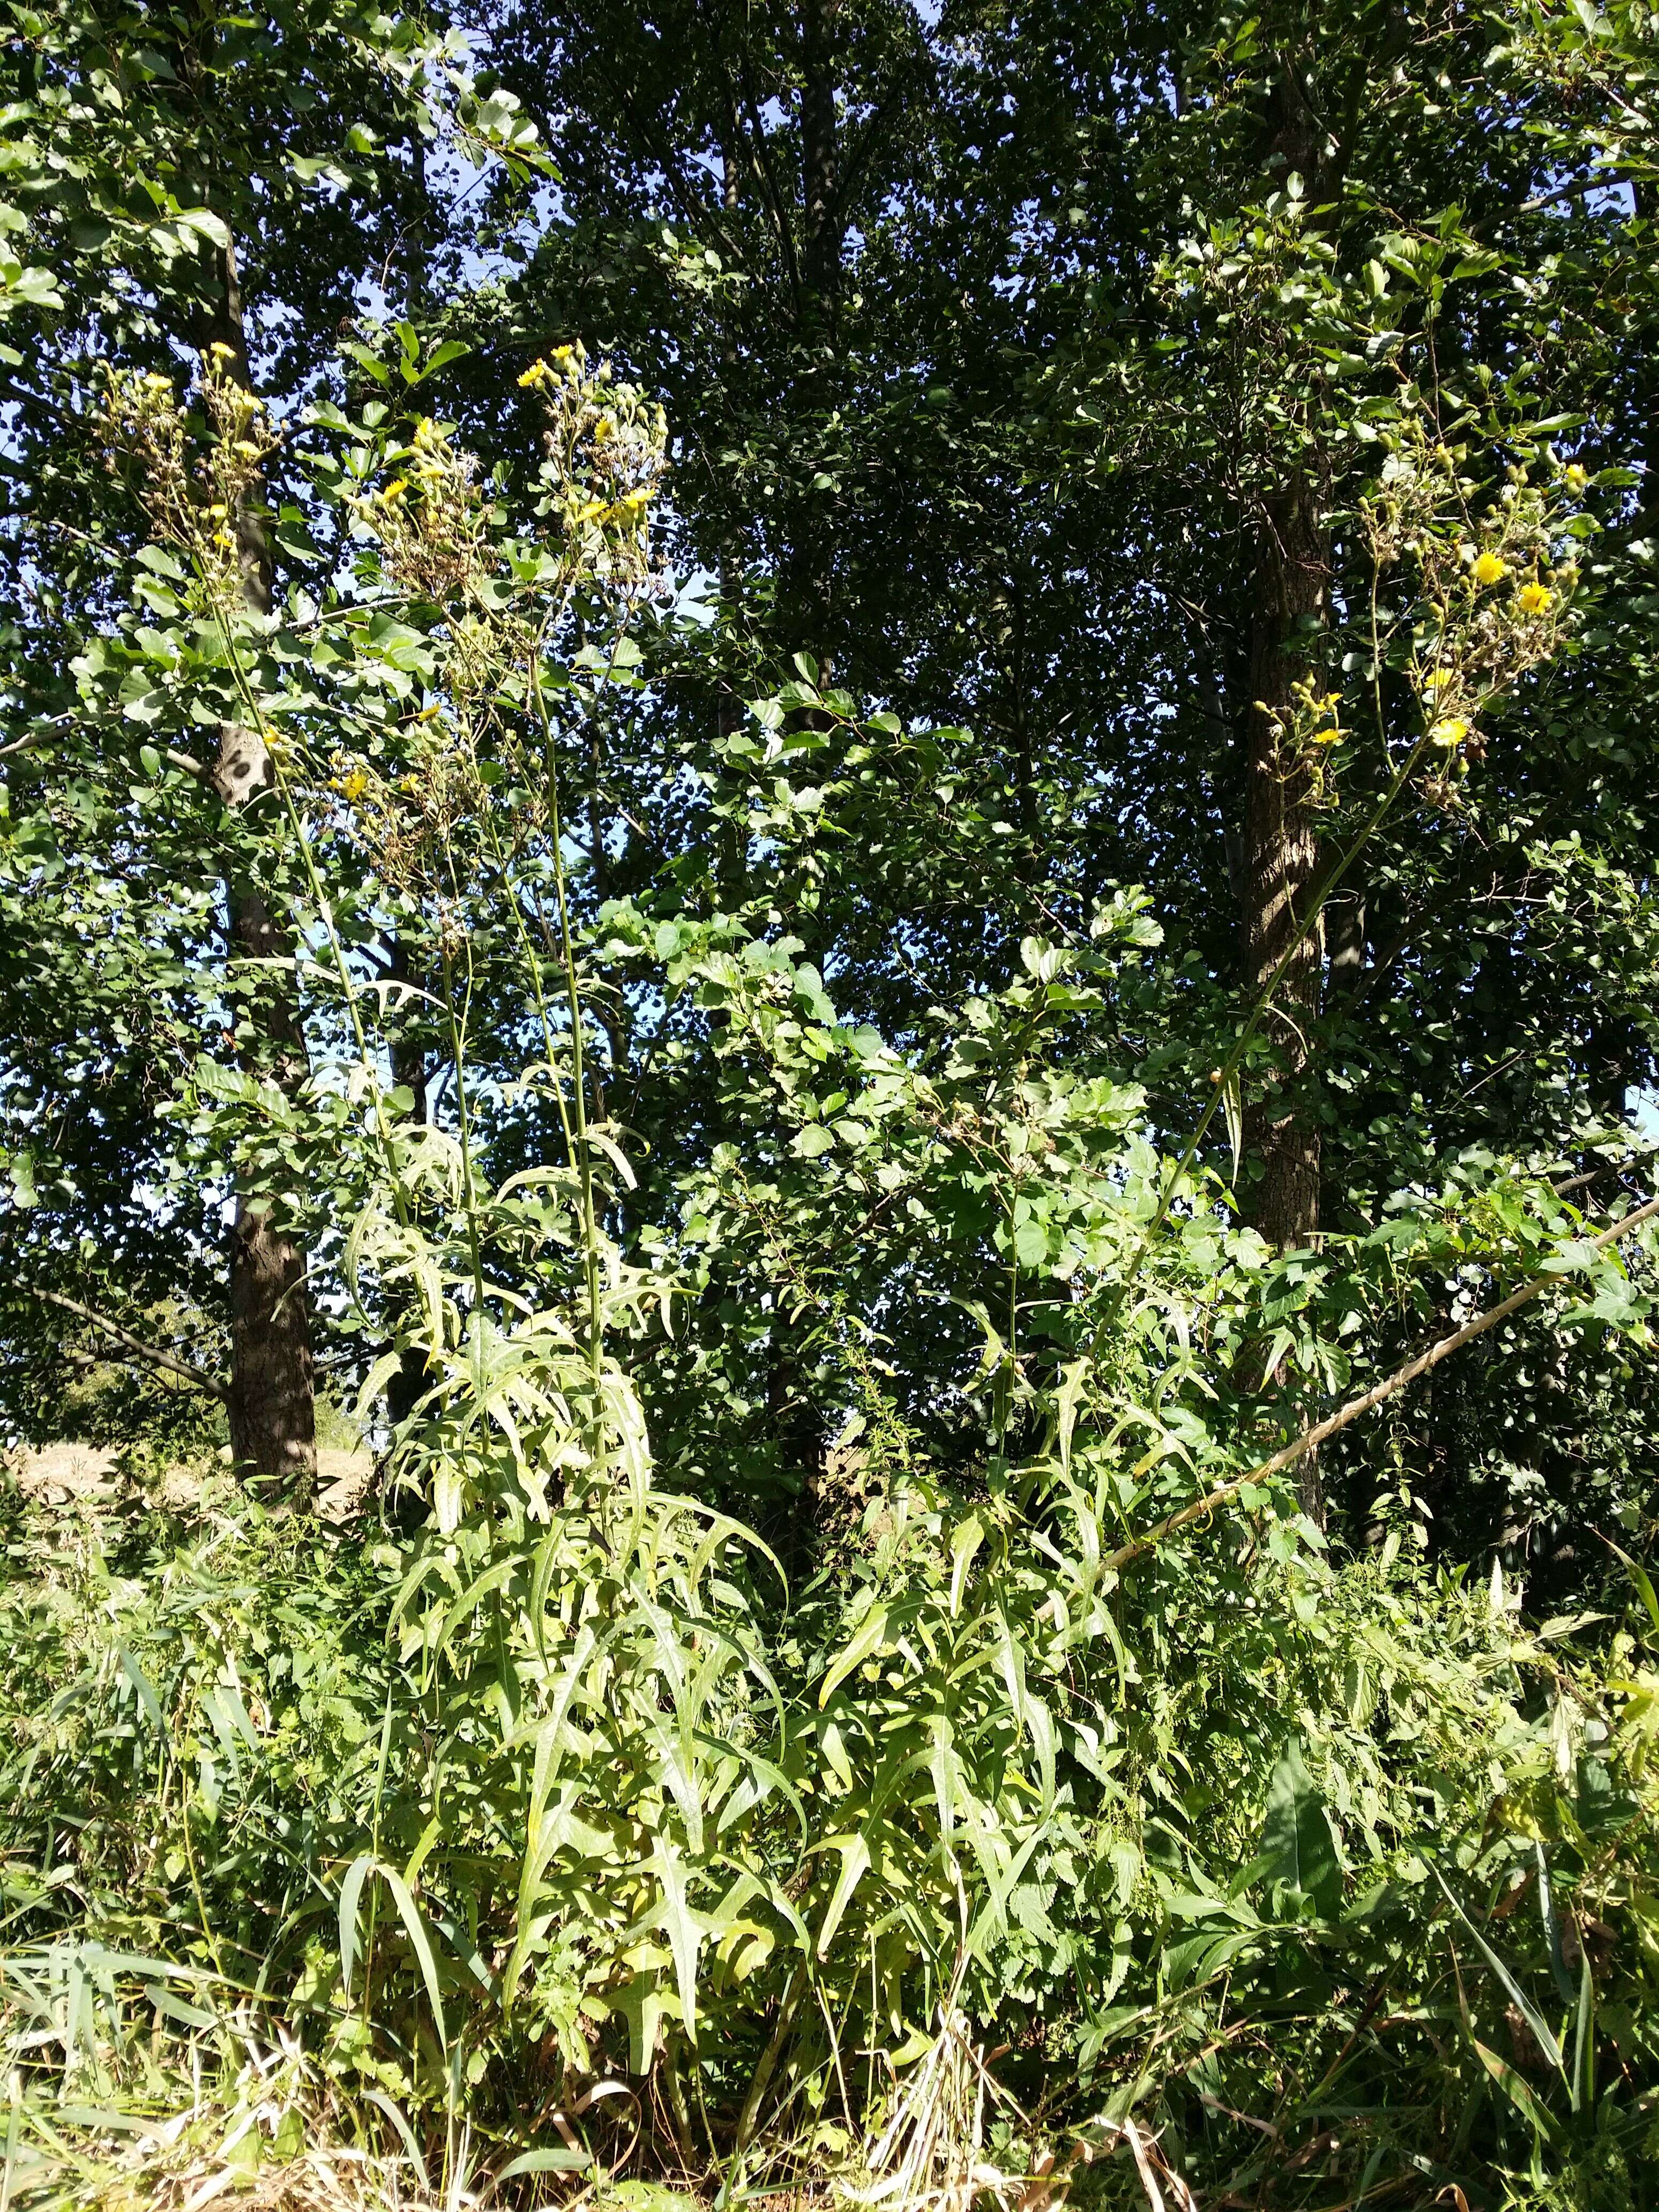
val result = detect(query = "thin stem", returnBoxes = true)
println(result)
[1100,1189,1659,1574]
[529,639,603,1383]
[438,930,488,1316]
[481,804,578,1170]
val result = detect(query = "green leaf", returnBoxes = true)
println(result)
[338,1853,373,1997]
[340,340,390,385]
[407,339,471,384]
[1472,2038,1560,2143]
[1430,1864,1563,2079]
[818,1603,890,1707]
[948,1515,984,1616]
[655,1843,702,2047]
[118,1647,162,1730]
[1261,1739,1342,1916]
[1220,1068,1244,1186]
[381,1866,448,2052]
[173,207,232,252]
[498,2147,591,2177]
[812,1833,871,1959]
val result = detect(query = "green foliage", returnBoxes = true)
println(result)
[4,2,1659,2206]
[6,1410,1659,2203]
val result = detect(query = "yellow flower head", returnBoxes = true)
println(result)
[1422,669,1453,692]
[380,477,408,505]
[1309,690,1342,743]
[550,343,576,363]
[143,372,173,392]
[1518,581,1552,617]
[1564,463,1588,494]
[517,361,548,389]
[593,412,616,443]
[1430,716,1470,749]
[622,485,653,510]
[342,768,368,801]
[1472,550,1508,588]
[208,341,236,361]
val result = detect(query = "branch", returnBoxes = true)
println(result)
[0,716,218,779]
[0,713,76,761]
[26,1286,231,1403]
[165,748,218,789]
[1102,1190,1659,1575]
[736,51,803,303]
[1551,1143,1659,1200]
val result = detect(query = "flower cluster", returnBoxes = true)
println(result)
[518,339,668,589]
[1258,677,1351,806]
[348,413,498,614]
[96,346,282,622]
[1361,402,1581,803]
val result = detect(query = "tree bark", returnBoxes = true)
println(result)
[1241,466,1327,1260]
[1239,53,1332,1518]
[208,238,319,1502]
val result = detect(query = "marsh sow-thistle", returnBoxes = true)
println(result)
[95,346,281,623]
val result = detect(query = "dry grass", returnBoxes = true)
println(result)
[3,2098,424,2212]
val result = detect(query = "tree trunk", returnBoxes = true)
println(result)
[215,724,318,1500]
[208,238,319,1501]
[1241,466,1326,1261]
[1239,54,1332,1519]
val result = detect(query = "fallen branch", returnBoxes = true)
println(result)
[1102,1190,1659,1575]
[27,1286,230,1404]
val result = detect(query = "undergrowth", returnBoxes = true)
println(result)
[4,1460,1658,2209]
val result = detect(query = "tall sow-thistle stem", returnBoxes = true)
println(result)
[91,346,804,2115]
[336,338,667,1491]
